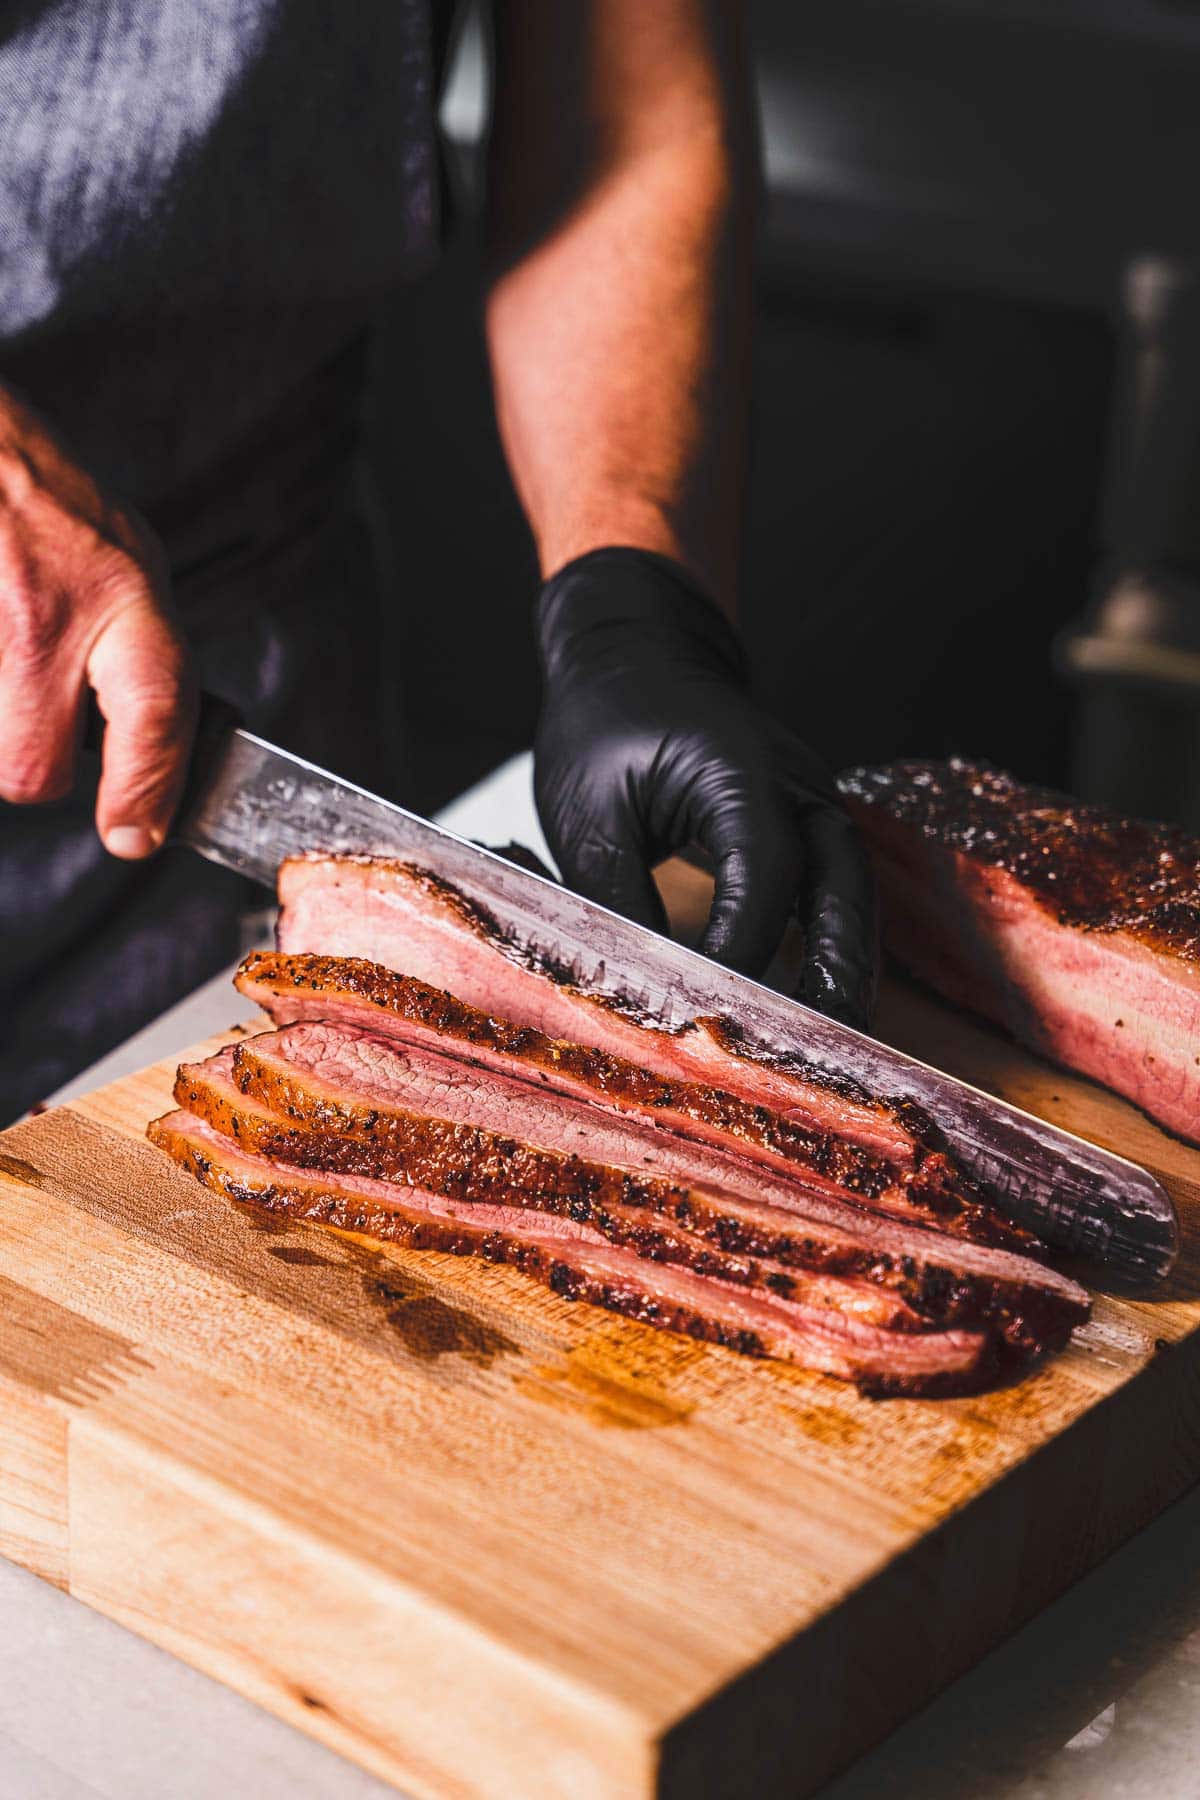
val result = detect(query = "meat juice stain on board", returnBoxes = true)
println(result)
[328,1225,519,1366]
[266,1246,331,1268]
[369,1274,517,1367]
[770,1385,866,1451]
[520,1359,694,1430]
[229,1196,293,1236]
[516,1318,702,1430]
[720,1355,894,1453]
[231,1186,700,1407]
[228,1193,878,1432]
[230,1194,519,1370]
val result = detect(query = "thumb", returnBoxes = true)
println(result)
[88,598,196,859]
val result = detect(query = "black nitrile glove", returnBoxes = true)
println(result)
[533,547,878,1027]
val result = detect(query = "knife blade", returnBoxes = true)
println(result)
[173,715,1179,1281]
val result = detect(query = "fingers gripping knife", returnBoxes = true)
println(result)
[168,694,1180,1284]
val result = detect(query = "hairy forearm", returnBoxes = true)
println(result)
[484,0,757,611]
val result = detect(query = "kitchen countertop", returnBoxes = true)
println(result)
[5,753,1199,1800]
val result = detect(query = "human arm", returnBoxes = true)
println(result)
[483,0,876,1020]
[484,0,751,603]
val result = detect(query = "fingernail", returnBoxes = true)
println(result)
[105,825,161,860]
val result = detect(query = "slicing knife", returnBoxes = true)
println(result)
[171,704,1180,1282]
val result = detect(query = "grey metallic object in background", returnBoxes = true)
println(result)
[171,712,1179,1283]
[1058,256,1200,828]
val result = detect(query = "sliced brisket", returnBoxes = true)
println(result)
[178,1021,1088,1352]
[238,941,1025,1251]
[225,1008,1024,1249]
[144,845,1098,1395]
[274,856,946,1172]
[840,760,1200,1145]
[148,1107,995,1395]
[178,1045,924,1329]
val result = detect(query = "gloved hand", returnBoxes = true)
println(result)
[534,547,877,1027]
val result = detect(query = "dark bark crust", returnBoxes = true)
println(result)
[174,1054,1084,1355]
[841,758,1200,960]
[148,1115,1003,1400]
[236,949,1031,1252]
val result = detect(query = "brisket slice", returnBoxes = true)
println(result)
[840,760,1200,1146]
[179,1046,923,1329]
[274,855,970,1182]
[147,1107,994,1395]
[238,942,1025,1251]
[183,1020,1088,1348]
[227,1024,919,1240]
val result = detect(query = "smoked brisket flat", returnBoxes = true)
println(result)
[148,1107,996,1395]
[178,1044,925,1328]
[145,848,1097,1396]
[840,760,1200,1144]
[274,855,957,1174]
[242,932,1021,1249]
[173,1029,1088,1348]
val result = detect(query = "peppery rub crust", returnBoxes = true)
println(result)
[243,950,892,1190]
[176,1051,924,1328]
[147,1110,996,1398]
[176,1040,1085,1353]
[235,948,1033,1252]
[291,856,884,1103]
[840,758,1200,964]
[219,1040,1007,1315]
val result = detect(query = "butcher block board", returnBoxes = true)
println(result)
[2,993,1200,1799]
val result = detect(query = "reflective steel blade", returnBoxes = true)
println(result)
[178,727,1179,1281]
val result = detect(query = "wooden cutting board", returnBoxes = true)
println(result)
[1,976,1199,1799]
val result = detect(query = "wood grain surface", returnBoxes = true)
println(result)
[1,893,1199,1797]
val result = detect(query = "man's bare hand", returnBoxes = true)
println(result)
[0,387,194,858]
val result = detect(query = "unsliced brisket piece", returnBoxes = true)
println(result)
[840,760,1200,1145]
[274,855,940,1171]
[147,1107,995,1395]
[178,1046,924,1329]
[177,1026,1088,1350]
[237,945,1022,1250]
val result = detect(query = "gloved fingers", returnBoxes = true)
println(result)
[534,757,669,936]
[480,841,559,883]
[796,804,878,1030]
[557,827,670,936]
[697,792,805,978]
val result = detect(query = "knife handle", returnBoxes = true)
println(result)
[83,688,243,826]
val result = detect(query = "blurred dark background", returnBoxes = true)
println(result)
[369,0,1200,824]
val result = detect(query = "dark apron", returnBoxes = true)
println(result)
[0,341,403,1121]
